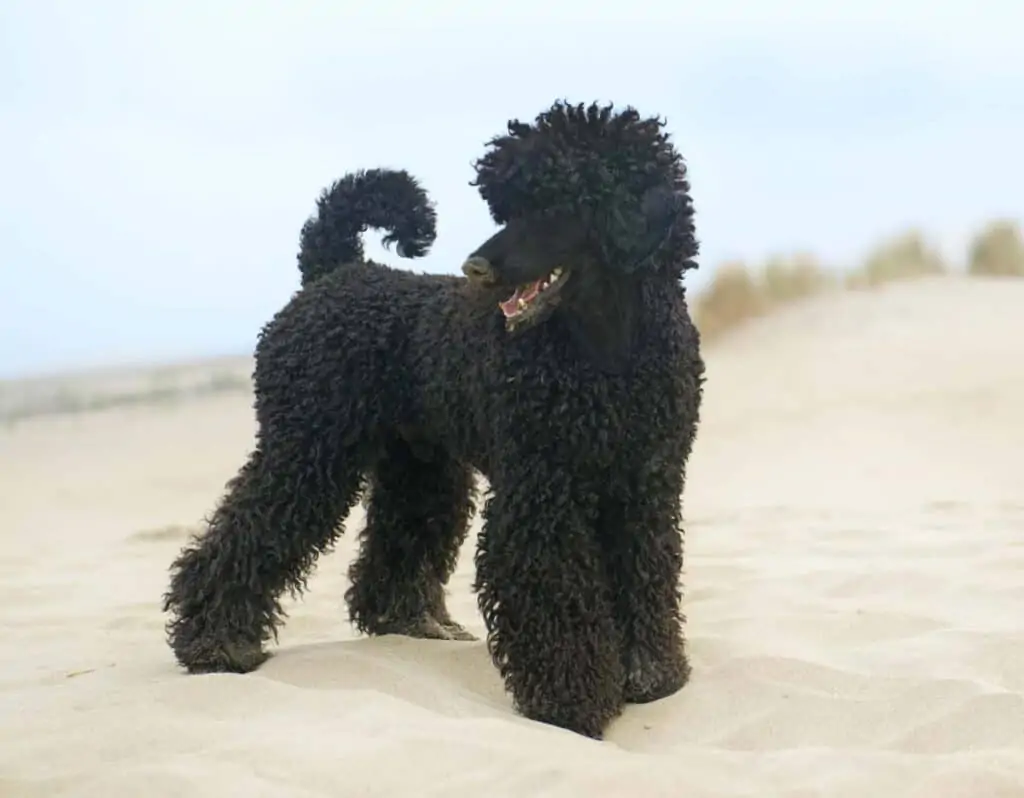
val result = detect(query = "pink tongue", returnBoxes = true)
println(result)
[499,281,542,317]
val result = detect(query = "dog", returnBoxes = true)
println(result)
[163,101,705,739]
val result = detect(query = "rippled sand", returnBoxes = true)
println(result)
[2,276,1022,797]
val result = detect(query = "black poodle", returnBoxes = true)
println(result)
[163,101,705,740]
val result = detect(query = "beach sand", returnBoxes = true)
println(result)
[2,275,1022,797]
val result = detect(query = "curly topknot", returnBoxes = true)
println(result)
[471,101,698,275]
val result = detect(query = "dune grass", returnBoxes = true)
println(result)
[844,230,947,290]
[693,218,1023,344]
[966,220,1024,277]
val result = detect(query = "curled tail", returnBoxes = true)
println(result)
[296,168,437,287]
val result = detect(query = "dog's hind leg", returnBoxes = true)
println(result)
[346,435,476,641]
[163,430,367,674]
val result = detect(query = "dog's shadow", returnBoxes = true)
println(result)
[260,636,512,720]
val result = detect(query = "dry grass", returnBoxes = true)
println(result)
[760,253,839,303]
[694,218,1022,344]
[844,229,947,289]
[690,261,767,341]
[692,254,838,341]
[967,220,1024,277]
[693,254,839,343]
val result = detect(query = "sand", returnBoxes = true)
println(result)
[2,275,1022,797]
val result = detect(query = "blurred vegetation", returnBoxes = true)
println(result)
[845,229,947,289]
[693,217,1023,344]
[966,219,1024,277]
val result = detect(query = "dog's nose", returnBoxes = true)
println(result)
[462,256,497,284]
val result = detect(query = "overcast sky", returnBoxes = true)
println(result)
[2,0,1022,377]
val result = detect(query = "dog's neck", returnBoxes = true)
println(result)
[560,268,685,375]
[560,270,640,375]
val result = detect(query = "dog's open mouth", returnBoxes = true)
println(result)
[499,267,567,327]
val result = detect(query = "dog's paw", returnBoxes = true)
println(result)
[439,620,478,641]
[516,696,616,740]
[623,647,690,704]
[175,638,269,674]
[373,613,477,641]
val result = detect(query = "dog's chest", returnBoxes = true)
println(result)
[490,354,684,468]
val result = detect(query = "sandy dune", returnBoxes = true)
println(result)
[2,275,1022,797]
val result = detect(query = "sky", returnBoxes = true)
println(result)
[2,0,1022,378]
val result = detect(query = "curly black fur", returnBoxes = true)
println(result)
[163,102,705,740]
[296,168,437,287]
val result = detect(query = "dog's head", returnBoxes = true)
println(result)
[461,101,698,371]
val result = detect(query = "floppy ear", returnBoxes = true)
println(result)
[600,185,683,272]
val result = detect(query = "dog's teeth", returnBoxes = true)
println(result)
[517,298,527,309]
[552,267,563,278]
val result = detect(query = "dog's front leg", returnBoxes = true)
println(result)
[599,457,691,705]
[473,464,624,739]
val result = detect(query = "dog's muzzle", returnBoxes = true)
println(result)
[462,256,497,285]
